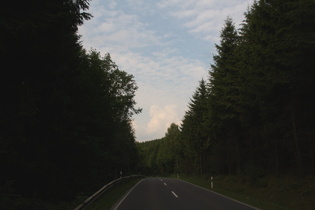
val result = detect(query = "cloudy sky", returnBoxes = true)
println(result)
[78,0,254,142]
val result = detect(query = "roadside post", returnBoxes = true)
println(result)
[211,176,213,189]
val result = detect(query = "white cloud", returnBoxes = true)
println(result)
[146,104,180,135]
[107,50,207,106]
[79,5,162,52]
[78,0,253,141]
[131,120,139,131]
[108,1,117,9]
[157,0,253,41]
[107,49,207,142]
[80,33,207,140]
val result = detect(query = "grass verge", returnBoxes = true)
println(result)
[86,177,143,210]
[180,175,315,210]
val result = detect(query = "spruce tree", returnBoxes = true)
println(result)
[209,17,241,174]
[181,79,210,175]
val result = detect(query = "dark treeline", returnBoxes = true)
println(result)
[138,0,315,179]
[1,0,141,208]
[137,123,181,176]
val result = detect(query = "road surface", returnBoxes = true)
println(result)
[113,177,258,210]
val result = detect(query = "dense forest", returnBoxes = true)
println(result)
[1,0,141,208]
[138,0,315,179]
[1,0,315,209]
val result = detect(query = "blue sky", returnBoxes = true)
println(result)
[78,0,254,142]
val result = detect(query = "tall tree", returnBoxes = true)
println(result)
[209,17,241,175]
[181,79,210,175]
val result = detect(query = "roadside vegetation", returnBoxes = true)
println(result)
[87,177,143,210]
[180,175,315,210]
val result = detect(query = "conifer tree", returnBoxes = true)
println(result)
[209,17,241,174]
[181,79,210,175]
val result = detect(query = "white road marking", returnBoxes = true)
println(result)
[112,179,144,210]
[164,183,167,186]
[171,191,179,198]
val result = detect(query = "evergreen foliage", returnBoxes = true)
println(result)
[1,0,315,207]
[138,0,315,180]
[137,123,181,176]
[181,79,211,175]
[1,1,141,208]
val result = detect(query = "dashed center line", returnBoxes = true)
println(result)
[164,183,167,186]
[171,191,179,198]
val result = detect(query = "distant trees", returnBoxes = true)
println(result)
[137,139,161,175]
[138,0,315,179]
[1,0,141,208]
[137,123,181,176]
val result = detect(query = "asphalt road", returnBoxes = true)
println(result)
[112,177,258,210]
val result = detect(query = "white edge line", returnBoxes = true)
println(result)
[178,179,260,210]
[171,191,179,198]
[112,179,144,210]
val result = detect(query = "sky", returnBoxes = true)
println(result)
[78,0,254,142]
